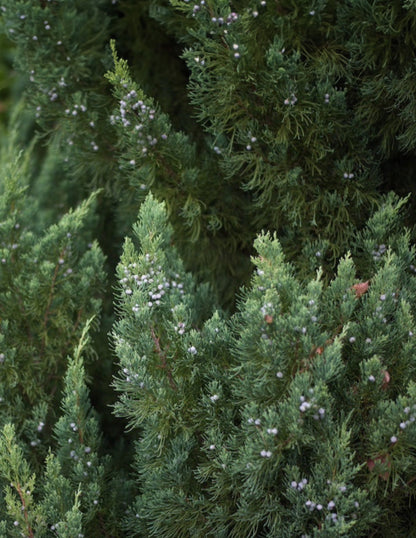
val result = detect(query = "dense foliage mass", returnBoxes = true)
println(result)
[1,1,416,536]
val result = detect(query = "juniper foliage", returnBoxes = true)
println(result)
[112,193,416,537]
[1,1,416,536]
[0,132,105,444]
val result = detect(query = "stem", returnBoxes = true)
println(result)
[150,327,177,390]
[62,307,84,352]
[76,391,85,445]
[40,248,65,357]
[15,483,34,538]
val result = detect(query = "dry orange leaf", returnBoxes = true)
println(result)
[351,280,370,298]
[382,370,391,390]
[367,454,391,481]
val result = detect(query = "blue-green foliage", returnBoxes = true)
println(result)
[112,193,416,536]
